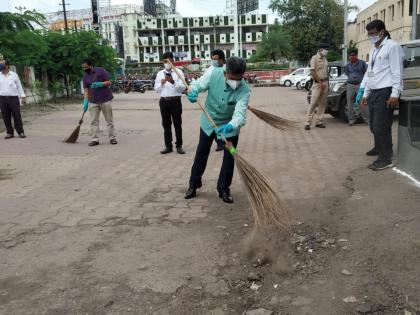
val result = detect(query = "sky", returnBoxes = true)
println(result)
[1,0,377,20]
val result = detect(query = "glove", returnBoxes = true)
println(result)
[91,81,105,89]
[355,88,364,105]
[187,90,198,103]
[83,98,89,112]
[216,123,234,136]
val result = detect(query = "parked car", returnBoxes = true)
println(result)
[297,74,313,91]
[280,67,311,87]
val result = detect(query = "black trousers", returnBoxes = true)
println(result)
[159,97,182,148]
[189,128,239,193]
[368,87,394,163]
[0,96,24,135]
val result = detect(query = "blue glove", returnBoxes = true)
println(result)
[91,81,105,89]
[216,123,234,136]
[355,88,364,105]
[83,98,89,112]
[187,90,198,103]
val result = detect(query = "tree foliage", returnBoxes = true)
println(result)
[0,11,117,95]
[269,0,357,63]
[250,23,292,62]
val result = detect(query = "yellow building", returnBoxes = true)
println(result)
[348,0,417,61]
[49,19,84,32]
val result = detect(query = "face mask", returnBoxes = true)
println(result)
[164,63,171,70]
[84,68,92,73]
[212,60,221,67]
[226,79,240,90]
[321,49,328,56]
[369,35,380,45]
[0,64,4,71]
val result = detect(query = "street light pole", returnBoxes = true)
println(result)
[412,0,418,40]
[343,0,348,63]
[233,0,239,57]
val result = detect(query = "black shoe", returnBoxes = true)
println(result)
[366,148,378,156]
[110,138,118,145]
[18,133,26,138]
[219,191,233,203]
[369,160,394,171]
[5,134,14,139]
[185,187,197,199]
[304,125,310,130]
[315,123,326,128]
[176,147,185,154]
[160,147,173,154]
[89,141,99,146]
[215,144,224,151]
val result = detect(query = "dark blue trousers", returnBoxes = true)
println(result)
[189,128,239,193]
[368,87,394,163]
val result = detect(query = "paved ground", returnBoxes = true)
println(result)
[0,87,419,315]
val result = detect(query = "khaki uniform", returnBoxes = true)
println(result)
[305,52,328,126]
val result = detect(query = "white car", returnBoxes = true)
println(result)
[280,67,311,87]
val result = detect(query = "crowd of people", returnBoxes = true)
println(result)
[0,18,403,199]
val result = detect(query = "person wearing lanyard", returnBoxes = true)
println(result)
[0,58,26,139]
[82,59,117,146]
[345,50,367,126]
[154,52,186,154]
[304,43,329,130]
[361,20,404,171]
[184,57,250,203]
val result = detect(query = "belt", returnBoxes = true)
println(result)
[319,79,328,82]
[161,96,181,101]
[0,95,19,98]
[347,81,361,85]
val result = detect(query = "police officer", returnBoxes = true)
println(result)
[304,43,329,130]
[185,57,250,203]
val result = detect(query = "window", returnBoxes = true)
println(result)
[373,13,378,20]
[402,0,405,17]
[367,17,371,24]
[389,5,395,21]
[380,9,386,22]
[362,20,365,33]
[357,23,360,34]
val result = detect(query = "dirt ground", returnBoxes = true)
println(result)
[0,88,419,315]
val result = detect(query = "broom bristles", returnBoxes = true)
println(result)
[248,106,298,131]
[233,152,291,231]
[64,125,81,143]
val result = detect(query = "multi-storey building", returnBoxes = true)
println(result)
[348,0,418,61]
[121,13,269,63]
[44,4,143,54]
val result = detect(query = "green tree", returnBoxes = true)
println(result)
[0,10,46,31]
[250,23,292,62]
[269,0,357,63]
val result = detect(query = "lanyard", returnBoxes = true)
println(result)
[371,45,383,70]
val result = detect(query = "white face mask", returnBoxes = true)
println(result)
[212,60,221,67]
[164,63,171,70]
[321,49,328,56]
[369,35,380,45]
[226,79,240,90]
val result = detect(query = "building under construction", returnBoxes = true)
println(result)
[144,0,176,17]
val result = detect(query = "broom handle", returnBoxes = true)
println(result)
[168,61,229,145]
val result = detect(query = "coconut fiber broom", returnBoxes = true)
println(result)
[64,110,86,143]
[169,61,291,231]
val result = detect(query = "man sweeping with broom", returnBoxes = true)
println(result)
[185,56,250,203]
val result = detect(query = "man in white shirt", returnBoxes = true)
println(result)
[361,20,404,171]
[154,52,186,154]
[0,58,26,139]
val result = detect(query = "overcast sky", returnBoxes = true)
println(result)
[1,0,377,20]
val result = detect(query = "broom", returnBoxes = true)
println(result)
[248,106,298,131]
[169,61,291,231]
[64,110,86,143]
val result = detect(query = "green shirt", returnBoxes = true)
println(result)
[191,67,250,138]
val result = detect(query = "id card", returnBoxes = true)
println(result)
[367,71,375,77]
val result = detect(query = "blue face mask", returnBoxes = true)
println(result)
[0,64,4,71]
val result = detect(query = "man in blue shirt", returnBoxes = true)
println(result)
[185,57,250,203]
[345,50,367,126]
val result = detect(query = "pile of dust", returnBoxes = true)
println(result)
[242,228,294,274]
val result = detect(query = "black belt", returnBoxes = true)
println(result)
[0,95,19,98]
[347,81,361,85]
[161,96,181,101]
